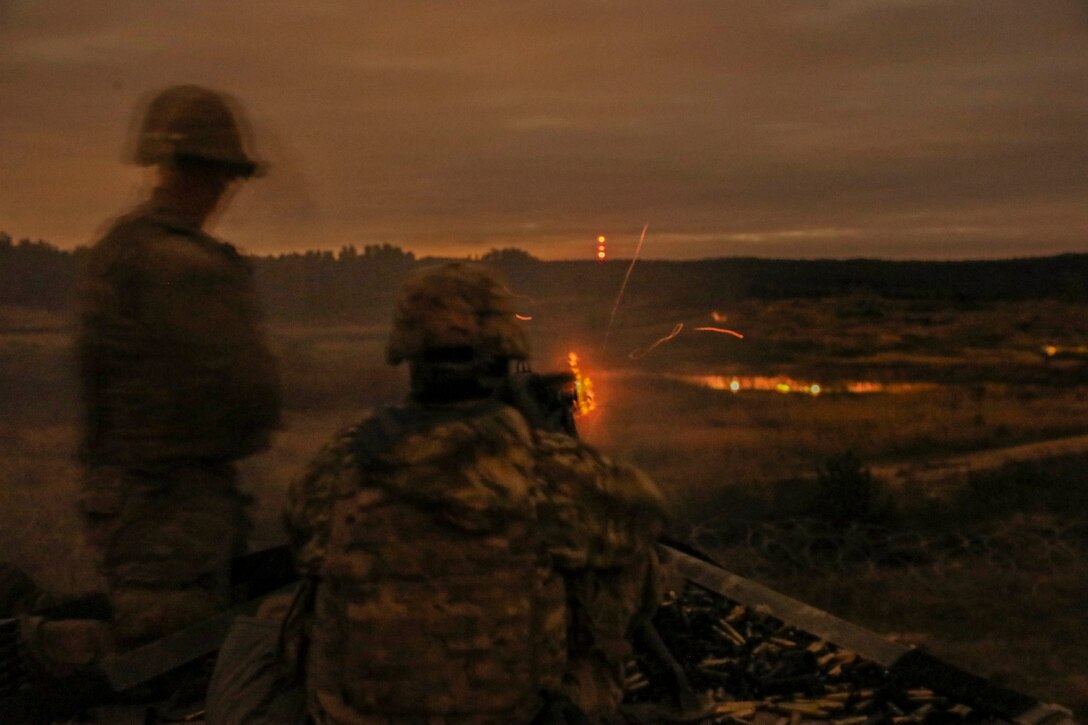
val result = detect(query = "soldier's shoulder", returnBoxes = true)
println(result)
[89,210,191,273]
[297,417,376,487]
[348,402,540,528]
[285,419,372,535]
[534,430,665,520]
[284,417,378,575]
[92,208,241,279]
[86,212,158,270]
[374,403,530,474]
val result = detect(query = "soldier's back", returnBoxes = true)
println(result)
[290,400,568,723]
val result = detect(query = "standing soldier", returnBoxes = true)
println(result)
[283,263,666,724]
[41,85,282,665]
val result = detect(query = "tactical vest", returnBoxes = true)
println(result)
[305,402,568,723]
[78,204,281,468]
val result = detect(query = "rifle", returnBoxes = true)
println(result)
[494,367,580,437]
[0,546,298,723]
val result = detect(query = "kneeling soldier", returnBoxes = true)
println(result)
[284,263,666,723]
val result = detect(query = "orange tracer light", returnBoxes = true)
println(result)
[567,352,596,416]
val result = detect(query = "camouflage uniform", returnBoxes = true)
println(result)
[284,263,666,724]
[75,86,280,649]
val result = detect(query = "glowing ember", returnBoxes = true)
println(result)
[711,311,728,322]
[514,313,533,321]
[567,352,596,416]
[629,321,745,359]
[629,323,685,359]
[694,326,745,339]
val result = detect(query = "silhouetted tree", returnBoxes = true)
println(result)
[481,247,538,265]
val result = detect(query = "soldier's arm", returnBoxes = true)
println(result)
[533,432,668,718]
[135,233,282,446]
[284,426,364,577]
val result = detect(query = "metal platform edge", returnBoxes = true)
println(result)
[661,546,1078,725]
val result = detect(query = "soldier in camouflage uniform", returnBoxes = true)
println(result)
[42,85,282,663]
[284,263,666,724]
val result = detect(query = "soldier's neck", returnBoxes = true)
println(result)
[409,364,497,405]
[149,186,221,231]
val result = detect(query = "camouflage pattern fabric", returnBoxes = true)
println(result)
[78,463,251,647]
[78,196,281,468]
[386,262,530,365]
[69,197,278,654]
[532,430,666,720]
[285,401,666,724]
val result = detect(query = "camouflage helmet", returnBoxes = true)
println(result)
[130,85,261,177]
[387,263,530,364]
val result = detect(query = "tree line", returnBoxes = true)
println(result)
[2,232,1086,323]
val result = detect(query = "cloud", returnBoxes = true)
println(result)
[0,0,1086,258]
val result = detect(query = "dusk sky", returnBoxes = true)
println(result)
[2,1,1087,260]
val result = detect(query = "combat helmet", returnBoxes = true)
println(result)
[130,85,261,177]
[387,263,529,365]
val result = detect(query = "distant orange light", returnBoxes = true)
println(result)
[515,314,532,321]
[597,251,606,259]
[597,235,606,243]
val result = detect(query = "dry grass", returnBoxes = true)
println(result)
[0,423,100,594]
[587,374,1088,522]
[2,296,1088,715]
[754,559,1088,718]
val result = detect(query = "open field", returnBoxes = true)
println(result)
[2,293,1088,716]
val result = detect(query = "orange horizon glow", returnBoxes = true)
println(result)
[676,374,937,396]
